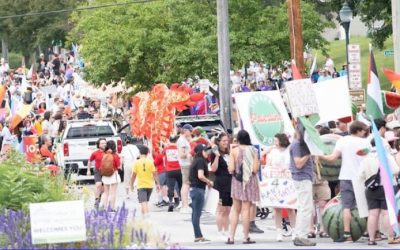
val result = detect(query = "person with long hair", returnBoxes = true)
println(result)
[210,132,232,239]
[227,130,260,245]
[189,144,214,243]
[101,140,121,212]
[87,138,107,209]
[266,133,296,241]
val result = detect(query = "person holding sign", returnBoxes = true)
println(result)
[227,130,260,245]
[266,133,296,242]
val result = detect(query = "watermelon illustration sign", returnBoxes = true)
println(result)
[234,91,294,147]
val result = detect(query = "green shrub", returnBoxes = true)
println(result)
[0,150,71,211]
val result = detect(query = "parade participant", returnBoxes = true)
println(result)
[131,145,160,218]
[359,139,400,245]
[210,132,232,239]
[227,130,260,245]
[289,128,316,247]
[320,121,370,242]
[189,143,213,243]
[87,138,107,209]
[164,136,182,212]
[101,140,121,212]
[0,119,13,155]
[120,137,139,199]
[153,147,168,207]
[177,124,193,213]
[266,133,296,241]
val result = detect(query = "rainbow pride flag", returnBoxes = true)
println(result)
[371,119,400,234]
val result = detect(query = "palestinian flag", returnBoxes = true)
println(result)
[384,69,400,90]
[366,46,384,119]
[298,115,330,156]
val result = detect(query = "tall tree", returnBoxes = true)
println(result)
[69,0,330,90]
[0,0,83,63]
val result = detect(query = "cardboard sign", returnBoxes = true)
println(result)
[259,168,298,209]
[30,200,86,244]
[234,91,294,147]
[285,79,319,118]
[198,79,210,93]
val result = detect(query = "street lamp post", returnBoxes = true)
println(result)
[339,1,352,87]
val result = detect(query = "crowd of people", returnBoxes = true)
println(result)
[1,50,400,247]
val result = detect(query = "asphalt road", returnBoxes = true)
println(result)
[81,183,398,249]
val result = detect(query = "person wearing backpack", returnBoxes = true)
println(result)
[130,145,160,219]
[227,130,260,245]
[100,140,121,212]
[359,139,400,245]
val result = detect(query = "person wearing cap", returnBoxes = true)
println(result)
[177,123,194,213]
[189,143,213,243]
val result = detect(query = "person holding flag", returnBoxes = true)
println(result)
[359,138,400,245]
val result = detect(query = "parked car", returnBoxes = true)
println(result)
[55,119,123,181]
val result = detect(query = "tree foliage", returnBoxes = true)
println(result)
[69,0,330,90]
[304,0,392,49]
[0,0,83,58]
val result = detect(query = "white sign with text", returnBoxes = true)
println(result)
[259,168,298,209]
[30,200,86,244]
[285,79,319,118]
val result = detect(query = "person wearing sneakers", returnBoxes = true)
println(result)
[153,147,169,207]
[177,124,193,213]
[320,121,370,243]
[131,145,161,219]
[266,133,296,242]
[120,137,140,199]
[359,139,400,245]
[189,144,214,243]
[164,136,182,212]
[289,127,316,247]
[87,138,106,209]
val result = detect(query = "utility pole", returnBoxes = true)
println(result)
[1,39,8,61]
[217,0,232,130]
[392,0,400,73]
[287,0,305,76]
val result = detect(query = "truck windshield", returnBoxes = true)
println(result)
[66,125,114,139]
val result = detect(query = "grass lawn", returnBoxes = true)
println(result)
[314,36,395,90]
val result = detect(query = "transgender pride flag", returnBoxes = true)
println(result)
[371,119,400,234]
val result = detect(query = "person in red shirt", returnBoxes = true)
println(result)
[101,140,121,212]
[153,147,168,207]
[39,135,56,164]
[87,138,107,209]
[164,136,182,212]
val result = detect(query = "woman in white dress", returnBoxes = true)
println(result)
[266,133,296,241]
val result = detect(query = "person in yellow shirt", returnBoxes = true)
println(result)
[131,145,160,218]
[34,115,43,136]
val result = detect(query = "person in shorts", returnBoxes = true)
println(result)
[87,138,107,209]
[177,124,193,213]
[320,121,370,242]
[131,145,160,219]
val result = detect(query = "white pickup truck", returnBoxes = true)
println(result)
[55,119,123,181]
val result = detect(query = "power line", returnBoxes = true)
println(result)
[0,0,159,20]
